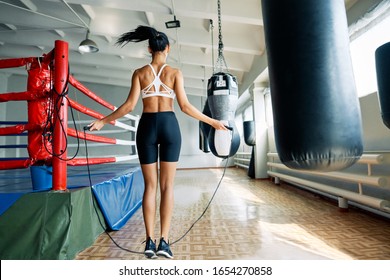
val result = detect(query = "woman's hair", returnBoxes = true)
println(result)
[116,25,169,52]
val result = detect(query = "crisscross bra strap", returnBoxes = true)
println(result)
[141,64,176,99]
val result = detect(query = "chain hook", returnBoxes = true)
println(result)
[214,0,229,74]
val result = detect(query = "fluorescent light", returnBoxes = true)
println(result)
[165,16,180,29]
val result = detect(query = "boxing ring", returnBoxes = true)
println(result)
[0,40,144,259]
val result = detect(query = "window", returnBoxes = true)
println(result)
[350,2,390,97]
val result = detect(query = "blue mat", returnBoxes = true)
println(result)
[92,167,144,230]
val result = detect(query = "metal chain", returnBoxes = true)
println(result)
[210,19,215,71]
[214,0,230,74]
[218,0,223,56]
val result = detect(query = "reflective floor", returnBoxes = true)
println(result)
[76,167,390,260]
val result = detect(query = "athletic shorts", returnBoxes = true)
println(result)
[136,111,182,164]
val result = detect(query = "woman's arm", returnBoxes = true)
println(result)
[88,70,141,131]
[174,69,227,130]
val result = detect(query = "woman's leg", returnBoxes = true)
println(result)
[141,163,159,239]
[159,161,178,240]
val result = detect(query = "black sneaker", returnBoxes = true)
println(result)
[156,238,173,259]
[143,237,157,259]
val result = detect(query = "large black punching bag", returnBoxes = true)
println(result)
[207,72,241,158]
[261,0,363,171]
[375,42,390,129]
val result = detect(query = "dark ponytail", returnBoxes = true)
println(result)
[116,25,169,52]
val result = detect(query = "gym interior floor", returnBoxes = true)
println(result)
[75,167,390,260]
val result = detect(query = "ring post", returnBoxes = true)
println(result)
[52,40,69,191]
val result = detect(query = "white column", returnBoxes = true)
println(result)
[251,83,269,178]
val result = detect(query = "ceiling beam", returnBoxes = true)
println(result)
[145,12,155,26]
[19,0,37,12]
[81,4,96,20]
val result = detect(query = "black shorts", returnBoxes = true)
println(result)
[136,111,182,164]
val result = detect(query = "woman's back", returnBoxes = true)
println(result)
[137,63,177,113]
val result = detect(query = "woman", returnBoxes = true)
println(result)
[88,26,227,259]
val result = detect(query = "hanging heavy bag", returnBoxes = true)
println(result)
[207,72,240,158]
[199,99,211,153]
[261,0,363,171]
[243,120,256,178]
[243,121,256,146]
[375,42,390,129]
[198,0,240,159]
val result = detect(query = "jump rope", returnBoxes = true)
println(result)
[83,125,231,255]
[42,64,233,255]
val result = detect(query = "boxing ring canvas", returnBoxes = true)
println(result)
[0,163,144,259]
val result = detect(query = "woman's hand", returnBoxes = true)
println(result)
[87,119,105,131]
[211,119,229,131]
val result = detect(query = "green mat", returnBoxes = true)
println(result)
[0,187,106,260]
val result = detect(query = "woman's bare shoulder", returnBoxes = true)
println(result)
[133,65,153,80]
[135,65,151,73]
[165,65,181,76]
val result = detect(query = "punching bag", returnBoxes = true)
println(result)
[261,0,363,171]
[207,72,241,158]
[199,99,211,153]
[243,121,256,146]
[375,42,390,129]
[243,120,256,178]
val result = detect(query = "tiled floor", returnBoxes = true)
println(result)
[75,167,390,260]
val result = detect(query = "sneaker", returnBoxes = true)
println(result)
[156,237,173,259]
[143,237,157,259]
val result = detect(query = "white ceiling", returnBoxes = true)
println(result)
[0,0,383,97]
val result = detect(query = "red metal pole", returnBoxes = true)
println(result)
[52,40,69,191]
[0,57,35,69]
